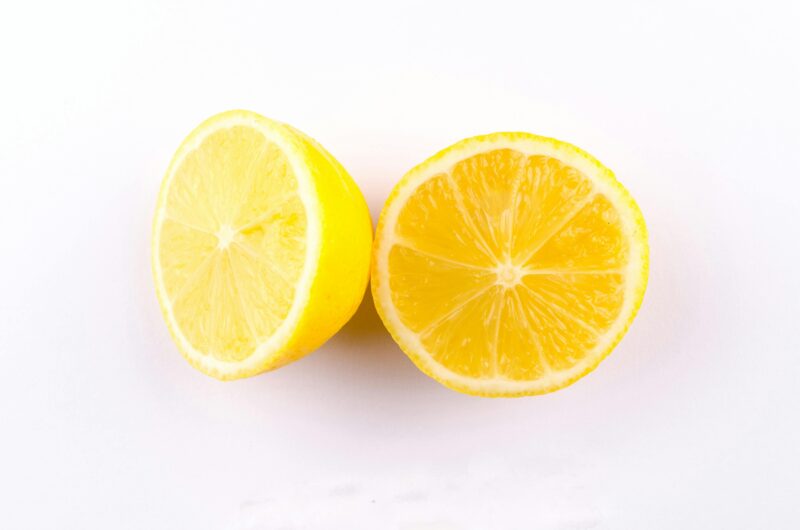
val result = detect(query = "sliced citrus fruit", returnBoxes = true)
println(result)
[372,133,648,396]
[152,110,372,380]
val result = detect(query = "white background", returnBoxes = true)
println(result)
[1,1,798,528]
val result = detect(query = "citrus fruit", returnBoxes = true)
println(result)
[372,133,648,396]
[152,110,372,380]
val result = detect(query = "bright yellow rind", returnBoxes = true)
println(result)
[152,110,372,380]
[371,132,648,397]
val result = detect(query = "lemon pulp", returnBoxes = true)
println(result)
[373,134,648,396]
[153,111,372,379]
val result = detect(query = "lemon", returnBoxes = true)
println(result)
[152,110,372,380]
[372,133,648,396]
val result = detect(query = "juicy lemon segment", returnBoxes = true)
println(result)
[373,133,648,396]
[153,110,372,379]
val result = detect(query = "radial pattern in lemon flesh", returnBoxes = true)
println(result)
[373,133,648,396]
[153,110,372,379]
[160,126,306,363]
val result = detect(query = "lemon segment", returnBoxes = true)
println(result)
[372,133,648,396]
[152,110,372,380]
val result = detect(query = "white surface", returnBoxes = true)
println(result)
[1,1,798,528]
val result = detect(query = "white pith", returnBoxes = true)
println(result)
[374,135,648,394]
[215,224,237,250]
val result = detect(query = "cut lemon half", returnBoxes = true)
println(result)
[372,133,648,396]
[152,110,372,380]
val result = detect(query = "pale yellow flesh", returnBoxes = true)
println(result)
[157,125,306,363]
[153,111,372,380]
[373,135,648,396]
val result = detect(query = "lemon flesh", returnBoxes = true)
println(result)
[372,133,648,396]
[153,110,372,379]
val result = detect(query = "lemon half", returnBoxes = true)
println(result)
[152,110,372,379]
[372,133,648,397]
